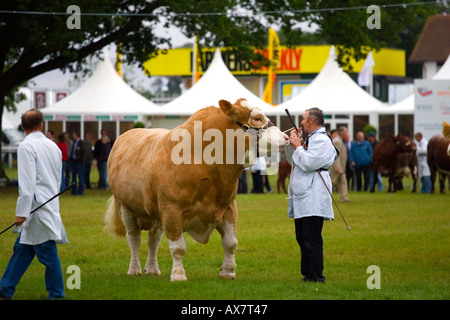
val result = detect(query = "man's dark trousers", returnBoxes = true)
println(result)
[294,216,324,281]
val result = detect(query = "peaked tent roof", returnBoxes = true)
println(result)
[278,46,387,114]
[42,50,160,116]
[147,49,280,116]
[433,53,450,80]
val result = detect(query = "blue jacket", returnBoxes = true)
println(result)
[349,140,372,167]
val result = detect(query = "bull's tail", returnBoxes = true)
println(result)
[104,196,126,237]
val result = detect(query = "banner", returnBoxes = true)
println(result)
[194,37,201,83]
[263,28,280,104]
[55,91,68,102]
[143,46,405,77]
[414,79,450,140]
[115,43,122,78]
[34,91,46,109]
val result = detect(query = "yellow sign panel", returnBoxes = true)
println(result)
[143,45,405,77]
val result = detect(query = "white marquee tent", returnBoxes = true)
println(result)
[279,46,387,114]
[147,49,280,119]
[277,46,387,135]
[41,49,162,139]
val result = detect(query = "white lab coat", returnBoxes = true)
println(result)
[416,138,430,178]
[286,127,336,220]
[14,131,68,245]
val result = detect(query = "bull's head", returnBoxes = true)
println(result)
[394,134,417,153]
[219,98,289,168]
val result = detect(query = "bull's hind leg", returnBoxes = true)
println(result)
[217,202,238,280]
[121,207,142,275]
[145,221,164,275]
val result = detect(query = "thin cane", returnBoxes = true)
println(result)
[0,182,75,236]
[316,170,351,231]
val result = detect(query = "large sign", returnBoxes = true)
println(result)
[143,45,405,77]
[279,80,311,103]
[414,79,450,140]
[34,91,46,109]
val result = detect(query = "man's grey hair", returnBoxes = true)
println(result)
[306,107,324,126]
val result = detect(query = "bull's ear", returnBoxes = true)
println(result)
[219,99,233,113]
[219,99,239,120]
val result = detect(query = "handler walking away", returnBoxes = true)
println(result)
[0,109,68,300]
[286,108,336,283]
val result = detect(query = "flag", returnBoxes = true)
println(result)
[194,37,201,83]
[161,77,169,92]
[357,51,375,87]
[115,43,122,78]
[263,28,280,104]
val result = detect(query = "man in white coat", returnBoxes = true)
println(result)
[0,109,68,300]
[414,132,431,193]
[286,108,336,283]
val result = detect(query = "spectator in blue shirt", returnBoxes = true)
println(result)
[349,131,373,191]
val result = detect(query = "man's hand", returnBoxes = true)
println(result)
[289,130,302,149]
[15,216,26,226]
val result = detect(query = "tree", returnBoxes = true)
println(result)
[0,0,442,179]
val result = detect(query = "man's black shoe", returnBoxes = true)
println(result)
[301,276,326,283]
[0,291,11,300]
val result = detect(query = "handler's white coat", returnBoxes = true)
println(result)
[14,131,68,245]
[286,127,336,220]
[416,137,431,178]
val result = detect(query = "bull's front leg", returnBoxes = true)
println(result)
[168,235,187,281]
[217,203,238,280]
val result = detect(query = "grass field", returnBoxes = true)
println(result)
[0,171,449,301]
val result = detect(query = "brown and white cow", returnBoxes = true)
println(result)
[444,121,450,156]
[427,134,450,194]
[371,134,418,193]
[104,98,288,281]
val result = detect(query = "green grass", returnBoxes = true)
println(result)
[0,172,449,300]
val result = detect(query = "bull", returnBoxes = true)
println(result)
[371,134,418,193]
[104,98,288,281]
[427,134,450,194]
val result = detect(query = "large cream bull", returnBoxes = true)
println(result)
[104,98,288,281]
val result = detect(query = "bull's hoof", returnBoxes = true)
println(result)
[170,268,187,281]
[170,274,187,281]
[128,261,142,275]
[144,263,161,276]
[219,271,236,280]
[145,268,161,276]
[127,270,142,276]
